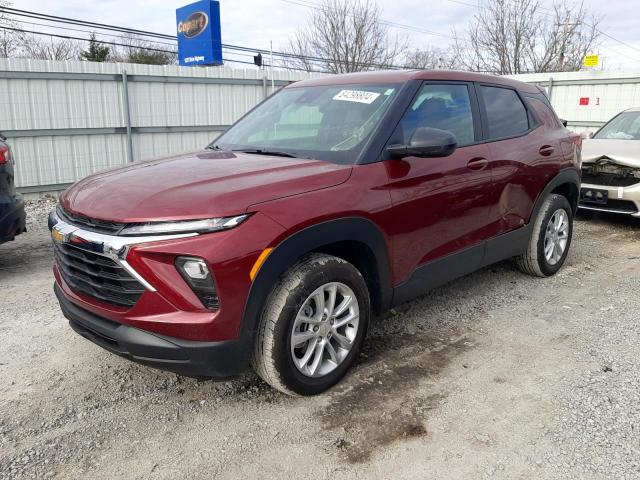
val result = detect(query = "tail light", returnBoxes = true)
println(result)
[0,146,8,165]
[569,132,582,149]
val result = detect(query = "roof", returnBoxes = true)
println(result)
[289,69,540,93]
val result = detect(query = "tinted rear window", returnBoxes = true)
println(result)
[480,86,529,139]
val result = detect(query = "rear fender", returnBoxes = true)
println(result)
[532,168,581,217]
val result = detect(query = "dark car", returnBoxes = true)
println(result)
[0,134,26,244]
[50,70,581,395]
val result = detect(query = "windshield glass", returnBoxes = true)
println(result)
[211,83,400,164]
[594,111,640,140]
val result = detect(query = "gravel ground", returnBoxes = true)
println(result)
[0,198,639,479]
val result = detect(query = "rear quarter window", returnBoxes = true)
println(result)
[525,97,562,128]
[480,86,530,139]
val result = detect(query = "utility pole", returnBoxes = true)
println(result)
[557,14,580,71]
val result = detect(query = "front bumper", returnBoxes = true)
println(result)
[55,283,250,378]
[49,208,285,342]
[579,182,640,217]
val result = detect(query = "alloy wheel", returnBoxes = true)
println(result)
[290,282,360,378]
[544,208,569,265]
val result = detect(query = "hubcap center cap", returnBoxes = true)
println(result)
[318,323,331,337]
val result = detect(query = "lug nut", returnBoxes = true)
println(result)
[313,326,319,332]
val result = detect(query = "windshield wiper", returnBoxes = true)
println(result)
[233,148,298,158]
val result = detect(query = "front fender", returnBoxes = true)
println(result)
[239,217,392,339]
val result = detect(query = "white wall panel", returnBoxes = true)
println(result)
[509,70,640,134]
[0,58,316,189]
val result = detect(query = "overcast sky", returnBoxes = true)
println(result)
[11,0,640,70]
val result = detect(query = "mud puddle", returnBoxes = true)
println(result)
[319,329,474,463]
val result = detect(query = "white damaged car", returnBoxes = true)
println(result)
[580,108,640,218]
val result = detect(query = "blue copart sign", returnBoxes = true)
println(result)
[176,0,223,66]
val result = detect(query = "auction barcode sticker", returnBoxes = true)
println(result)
[333,90,381,104]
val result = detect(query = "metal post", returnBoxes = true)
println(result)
[121,70,134,163]
[263,75,268,99]
[270,40,274,93]
[547,76,555,103]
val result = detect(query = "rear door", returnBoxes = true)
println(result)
[477,84,563,237]
[383,82,494,284]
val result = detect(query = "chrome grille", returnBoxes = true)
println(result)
[56,205,126,235]
[54,242,145,308]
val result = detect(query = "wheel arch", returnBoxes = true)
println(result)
[239,217,392,341]
[550,180,579,214]
[531,168,581,221]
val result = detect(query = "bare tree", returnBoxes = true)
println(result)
[403,46,458,70]
[285,0,405,73]
[20,34,81,61]
[109,34,176,65]
[2,1,81,61]
[0,0,23,58]
[456,0,600,74]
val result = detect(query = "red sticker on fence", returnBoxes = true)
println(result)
[579,97,590,106]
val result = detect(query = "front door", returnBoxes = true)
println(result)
[383,82,494,286]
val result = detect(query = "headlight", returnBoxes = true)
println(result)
[175,256,219,309]
[119,214,249,237]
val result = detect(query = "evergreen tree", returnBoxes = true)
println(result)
[81,33,109,62]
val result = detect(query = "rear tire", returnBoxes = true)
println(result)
[251,253,370,396]
[515,194,573,277]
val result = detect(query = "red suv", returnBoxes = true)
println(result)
[50,71,581,395]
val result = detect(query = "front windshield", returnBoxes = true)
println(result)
[594,111,640,140]
[211,83,400,164]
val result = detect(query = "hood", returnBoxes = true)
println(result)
[582,139,640,168]
[60,150,352,222]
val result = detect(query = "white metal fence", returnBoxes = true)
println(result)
[510,70,640,135]
[0,58,316,193]
[3,60,640,193]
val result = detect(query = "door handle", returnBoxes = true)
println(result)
[467,157,489,170]
[539,145,555,156]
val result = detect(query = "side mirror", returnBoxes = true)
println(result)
[387,127,457,159]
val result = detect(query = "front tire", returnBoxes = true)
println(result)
[252,253,370,396]
[515,193,573,277]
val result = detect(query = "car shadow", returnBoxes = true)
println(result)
[577,209,640,232]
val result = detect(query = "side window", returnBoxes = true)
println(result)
[526,96,559,128]
[480,86,529,139]
[480,86,530,139]
[398,83,475,147]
